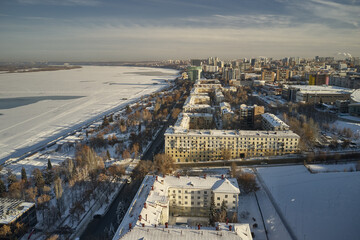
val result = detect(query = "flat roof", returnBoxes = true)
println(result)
[119,224,252,240]
[0,198,35,224]
[165,128,299,138]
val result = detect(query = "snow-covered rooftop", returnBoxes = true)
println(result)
[113,175,247,240]
[285,84,353,94]
[261,113,289,129]
[166,128,299,138]
[350,89,360,103]
[0,198,35,225]
[119,224,252,240]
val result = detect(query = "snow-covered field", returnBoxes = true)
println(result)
[0,66,178,163]
[334,120,360,135]
[257,165,360,240]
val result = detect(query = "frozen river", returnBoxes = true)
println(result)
[0,66,178,163]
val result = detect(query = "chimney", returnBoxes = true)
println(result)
[165,222,168,228]
[145,214,147,221]
[144,203,147,209]
[204,174,207,179]
[229,225,232,231]
[216,226,219,231]
[142,223,145,227]
[198,224,200,230]
[151,185,154,190]
[161,180,164,184]
[139,215,142,221]
[177,173,180,178]
[221,174,224,179]
[129,223,132,230]
[156,176,158,181]
[226,218,229,225]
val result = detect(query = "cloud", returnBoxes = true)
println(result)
[179,14,293,29]
[17,0,101,6]
[296,0,360,28]
[2,21,358,61]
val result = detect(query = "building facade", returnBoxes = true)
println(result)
[165,129,299,162]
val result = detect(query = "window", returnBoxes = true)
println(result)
[185,201,188,204]
[217,203,220,206]
[204,191,208,194]
[217,197,220,200]
[225,195,228,198]
[178,190,181,193]
[179,201,181,204]
[178,196,181,198]
[173,190,175,193]
[185,196,188,199]
[197,196,200,199]
[191,202,194,205]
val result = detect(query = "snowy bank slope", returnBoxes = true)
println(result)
[257,165,360,240]
[0,66,178,163]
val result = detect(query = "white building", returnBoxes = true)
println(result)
[261,113,289,131]
[112,175,252,240]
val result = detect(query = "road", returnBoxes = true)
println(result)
[80,89,186,239]
[141,99,186,161]
[174,152,360,168]
[80,179,142,240]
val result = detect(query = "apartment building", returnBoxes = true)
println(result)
[113,175,252,240]
[261,70,275,82]
[165,128,299,162]
[239,104,264,129]
[261,113,290,131]
[167,175,240,216]
[183,95,214,114]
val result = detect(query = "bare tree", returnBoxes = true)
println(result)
[237,173,259,194]
[154,153,175,175]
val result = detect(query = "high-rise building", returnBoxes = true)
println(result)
[187,66,202,82]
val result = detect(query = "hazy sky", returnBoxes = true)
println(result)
[0,0,359,61]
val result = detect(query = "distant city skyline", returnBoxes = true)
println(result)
[0,0,359,61]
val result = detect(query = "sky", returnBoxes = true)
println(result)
[0,0,360,61]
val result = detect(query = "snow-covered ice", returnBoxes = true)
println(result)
[257,165,360,240]
[0,66,178,163]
